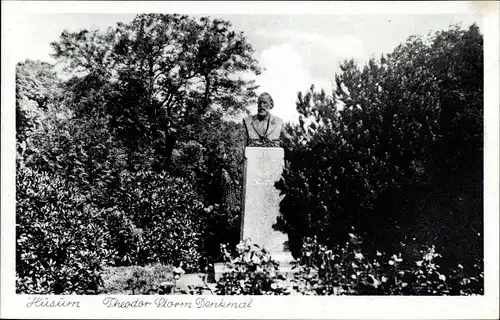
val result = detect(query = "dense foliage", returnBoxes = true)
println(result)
[277,24,483,273]
[16,16,483,295]
[105,171,206,271]
[16,14,257,293]
[215,237,483,295]
[16,167,114,294]
[215,240,290,295]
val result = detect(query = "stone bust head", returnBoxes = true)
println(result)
[257,92,274,119]
[243,92,285,147]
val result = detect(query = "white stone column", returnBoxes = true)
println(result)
[241,147,294,263]
[213,147,294,282]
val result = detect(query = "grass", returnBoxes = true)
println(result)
[100,263,174,294]
[100,264,215,294]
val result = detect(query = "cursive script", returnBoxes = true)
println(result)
[26,296,80,308]
[102,297,152,308]
[195,297,253,308]
[154,298,192,308]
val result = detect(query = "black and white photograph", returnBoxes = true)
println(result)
[1,1,499,319]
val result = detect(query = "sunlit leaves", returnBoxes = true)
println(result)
[50,14,261,171]
[16,168,114,294]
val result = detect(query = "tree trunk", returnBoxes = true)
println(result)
[156,134,177,172]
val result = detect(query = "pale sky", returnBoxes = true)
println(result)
[12,13,482,123]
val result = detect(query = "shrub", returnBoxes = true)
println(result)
[116,171,206,272]
[214,237,483,296]
[16,167,114,294]
[104,208,143,266]
[293,235,483,295]
[215,240,291,295]
[171,120,246,267]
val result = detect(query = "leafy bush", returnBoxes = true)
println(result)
[214,237,483,296]
[115,170,206,272]
[16,167,114,294]
[16,14,261,280]
[181,119,246,266]
[104,208,143,266]
[292,235,483,295]
[215,240,291,295]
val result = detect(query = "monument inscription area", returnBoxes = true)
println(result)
[241,147,288,253]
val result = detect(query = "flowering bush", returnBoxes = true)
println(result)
[214,236,483,296]
[215,239,291,295]
[292,234,483,295]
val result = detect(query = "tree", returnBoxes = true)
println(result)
[15,60,64,169]
[51,14,260,171]
[16,14,263,292]
[279,24,483,267]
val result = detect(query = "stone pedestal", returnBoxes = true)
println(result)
[240,147,292,260]
[214,147,295,282]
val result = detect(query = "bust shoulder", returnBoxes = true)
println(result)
[243,114,283,126]
[269,114,283,125]
[243,115,259,126]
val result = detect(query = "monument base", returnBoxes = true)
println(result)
[269,251,295,264]
[212,262,226,283]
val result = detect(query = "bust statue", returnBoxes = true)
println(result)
[243,92,286,147]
